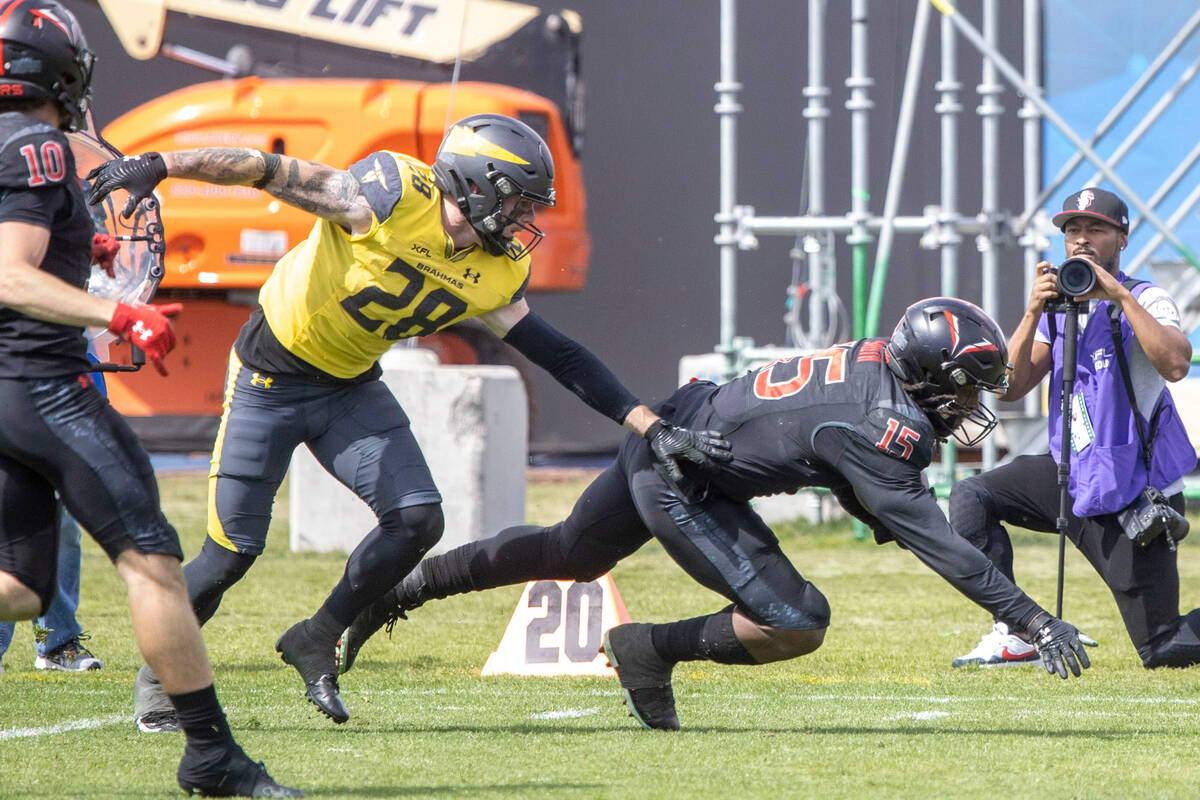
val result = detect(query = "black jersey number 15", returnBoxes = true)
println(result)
[875,417,922,460]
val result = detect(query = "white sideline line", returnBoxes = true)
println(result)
[0,713,127,741]
[798,693,1200,706]
[530,707,600,720]
[887,710,951,720]
[361,686,1200,708]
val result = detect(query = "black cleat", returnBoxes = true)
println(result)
[602,623,680,731]
[336,588,405,676]
[275,620,349,724]
[178,745,303,797]
[336,570,435,675]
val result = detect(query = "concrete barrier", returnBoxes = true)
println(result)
[288,347,528,555]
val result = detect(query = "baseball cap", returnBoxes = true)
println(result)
[1052,187,1129,234]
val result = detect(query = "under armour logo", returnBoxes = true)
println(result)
[251,372,274,389]
[131,320,153,342]
[463,268,481,284]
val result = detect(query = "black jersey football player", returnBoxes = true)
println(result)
[0,1,298,794]
[339,297,1092,730]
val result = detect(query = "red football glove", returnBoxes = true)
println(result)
[91,233,120,278]
[107,302,183,377]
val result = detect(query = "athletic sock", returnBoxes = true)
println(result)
[650,615,706,663]
[170,684,235,752]
[420,545,478,599]
[650,609,757,665]
[307,607,348,647]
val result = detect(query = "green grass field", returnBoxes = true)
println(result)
[2,470,1199,799]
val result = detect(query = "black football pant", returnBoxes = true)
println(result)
[949,453,1200,668]
[0,376,182,613]
[438,418,830,631]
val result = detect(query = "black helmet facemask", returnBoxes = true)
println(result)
[432,114,556,260]
[887,297,1011,446]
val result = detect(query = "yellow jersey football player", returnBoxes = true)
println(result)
[87,114,732,727]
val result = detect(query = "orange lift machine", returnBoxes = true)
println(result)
[87,0,590,448]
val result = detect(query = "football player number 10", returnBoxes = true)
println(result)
[524,580,604,663]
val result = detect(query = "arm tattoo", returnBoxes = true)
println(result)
[170,148,268,185]
[267,158,366,220]
[170,147,368,224]
[252,152,281,189]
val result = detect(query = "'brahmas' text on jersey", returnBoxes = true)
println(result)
[257,152,530,379]
[682,339,936,502]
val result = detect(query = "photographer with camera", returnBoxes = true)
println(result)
[949,187,1200,670]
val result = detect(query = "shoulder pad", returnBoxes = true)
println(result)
[510,268,531,304]
[349,151,407,222]
[859,405,936,468]
[0,116,75,189]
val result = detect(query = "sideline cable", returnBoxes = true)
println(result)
[443,0,472,134]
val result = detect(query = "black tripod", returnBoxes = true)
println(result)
[1053,300,1081,618]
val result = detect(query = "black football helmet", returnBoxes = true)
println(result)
[886,297,1010,446]
[0,0,94,131]
[432,114,555,260]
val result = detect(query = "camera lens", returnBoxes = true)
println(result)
[1056,257,1096,297]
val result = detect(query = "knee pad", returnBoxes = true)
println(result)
[949,477,994,551]
[379,503,444,558]
[742,580,831,631]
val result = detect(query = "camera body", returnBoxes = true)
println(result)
[1116,486,1190,547]
[1044,257,1097,312]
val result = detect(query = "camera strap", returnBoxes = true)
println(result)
[1107,279,1157,476]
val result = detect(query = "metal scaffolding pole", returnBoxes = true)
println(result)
[865,0,931,338]
[936,6,962,478]
[1126,183,1200,279]
[977,0,1003,470]
[714,0,742,376]
[710,1,1196,506]
[1021,5,1200,228]
[741,213,995,236]
[803,0,831,343]
[846,0,874,338]
[1080,53,1200,188]
[1018,0,1043,425]
[932,0,1200,271]
[1127,137,1200,240]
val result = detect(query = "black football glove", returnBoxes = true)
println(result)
[644,419,733,484]
[86,152,168,218]
[1023,610,1091,679]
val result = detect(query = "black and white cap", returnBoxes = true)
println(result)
[1051,187,1129,234]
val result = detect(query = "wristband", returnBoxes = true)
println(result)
[644,420,669,441]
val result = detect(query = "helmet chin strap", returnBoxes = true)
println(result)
[476,210,546,260]
[905,381,997,446]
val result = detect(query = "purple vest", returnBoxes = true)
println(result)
[1043,280,1197,517]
